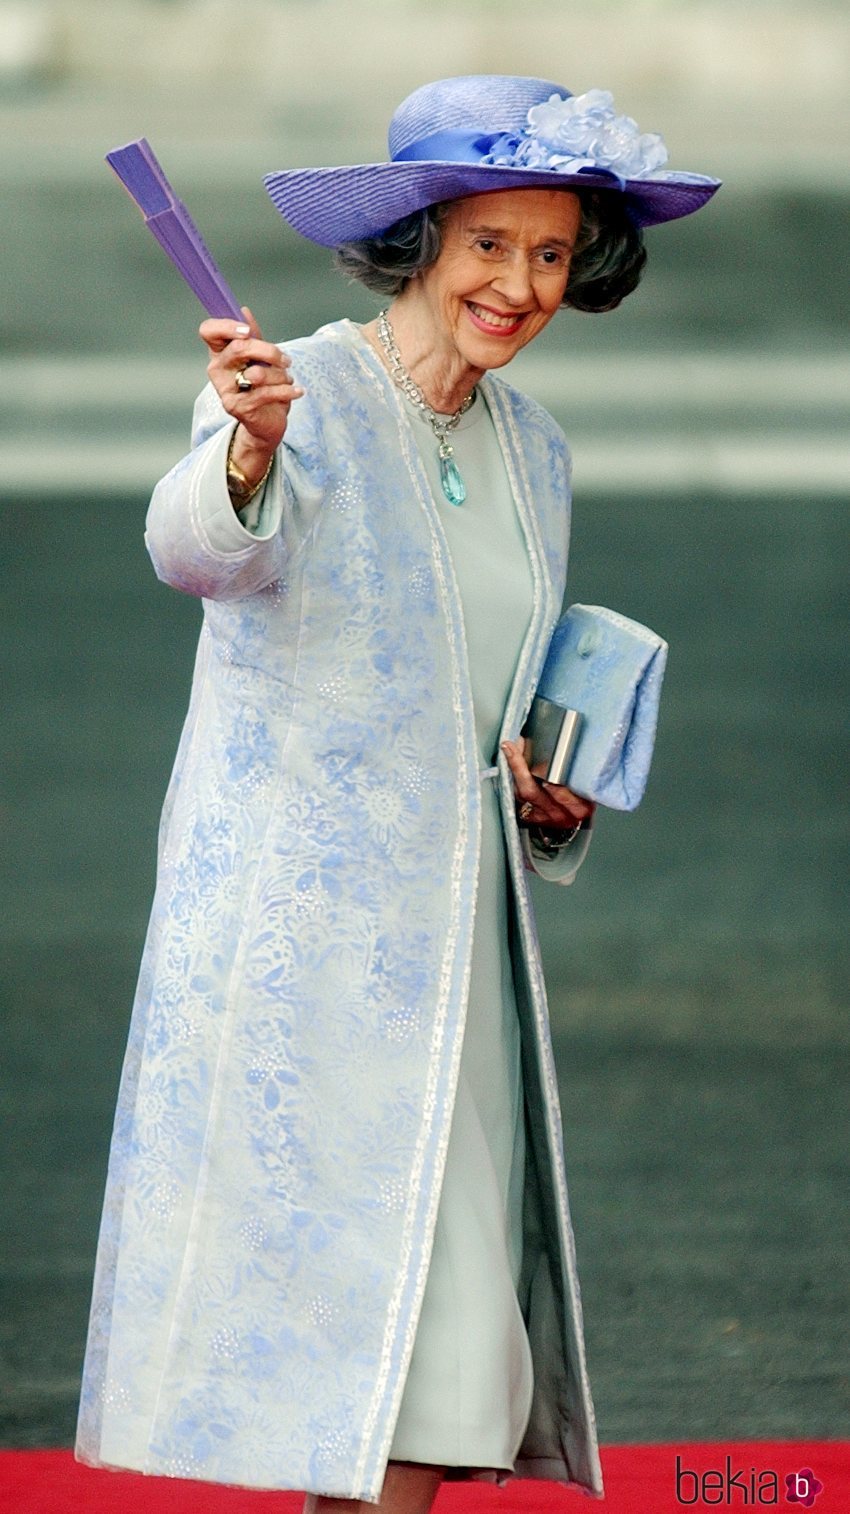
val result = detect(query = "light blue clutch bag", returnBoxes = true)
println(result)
[531,604,668,812]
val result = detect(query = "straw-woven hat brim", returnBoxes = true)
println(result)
[264,158,721,247]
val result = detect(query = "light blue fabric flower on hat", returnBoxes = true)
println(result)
[482,88,670,183]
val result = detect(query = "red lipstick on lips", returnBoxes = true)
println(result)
[465,301,527,337]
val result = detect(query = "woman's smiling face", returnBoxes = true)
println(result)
[418,187,582,369]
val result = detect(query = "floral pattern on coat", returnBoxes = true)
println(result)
[75,320,602,1503]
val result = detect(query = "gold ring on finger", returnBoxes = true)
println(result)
[518,800,534,821]
[235,368,253,393]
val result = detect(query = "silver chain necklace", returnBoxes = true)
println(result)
[376,309,475,506]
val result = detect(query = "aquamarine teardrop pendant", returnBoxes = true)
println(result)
[375,309,475,508]
[439,442,466,506]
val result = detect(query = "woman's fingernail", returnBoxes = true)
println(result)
[234,323,250,336]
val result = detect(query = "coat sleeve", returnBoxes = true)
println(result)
[144,378,324,601]
[520,815,594,886]
[520,403,588,885]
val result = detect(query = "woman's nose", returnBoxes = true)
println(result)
[491,253,534,306]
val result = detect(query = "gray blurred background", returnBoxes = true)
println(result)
[1,0,848,1457]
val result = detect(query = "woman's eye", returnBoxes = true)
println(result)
[539,249,565,266]
[476,239,498,253]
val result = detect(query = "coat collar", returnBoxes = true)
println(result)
[335,318,560,731]
[479,374,561,740]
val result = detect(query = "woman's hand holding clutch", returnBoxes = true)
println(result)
[501,737,596,835]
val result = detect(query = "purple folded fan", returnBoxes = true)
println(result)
[106,138,244,321]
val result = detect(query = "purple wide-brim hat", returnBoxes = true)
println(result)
[264,74,720,247]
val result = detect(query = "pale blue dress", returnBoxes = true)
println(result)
[385,389,537,1472]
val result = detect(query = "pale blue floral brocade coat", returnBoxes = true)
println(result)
[75,319,603,1503]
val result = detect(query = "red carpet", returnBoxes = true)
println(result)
[1,1445,847,1513]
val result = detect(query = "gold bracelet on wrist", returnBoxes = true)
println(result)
[226,428,274,507]
[529,816,590,852]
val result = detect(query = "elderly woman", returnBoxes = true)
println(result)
[76,74,717,1514]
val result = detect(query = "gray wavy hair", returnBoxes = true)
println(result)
[334,190,646,314]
